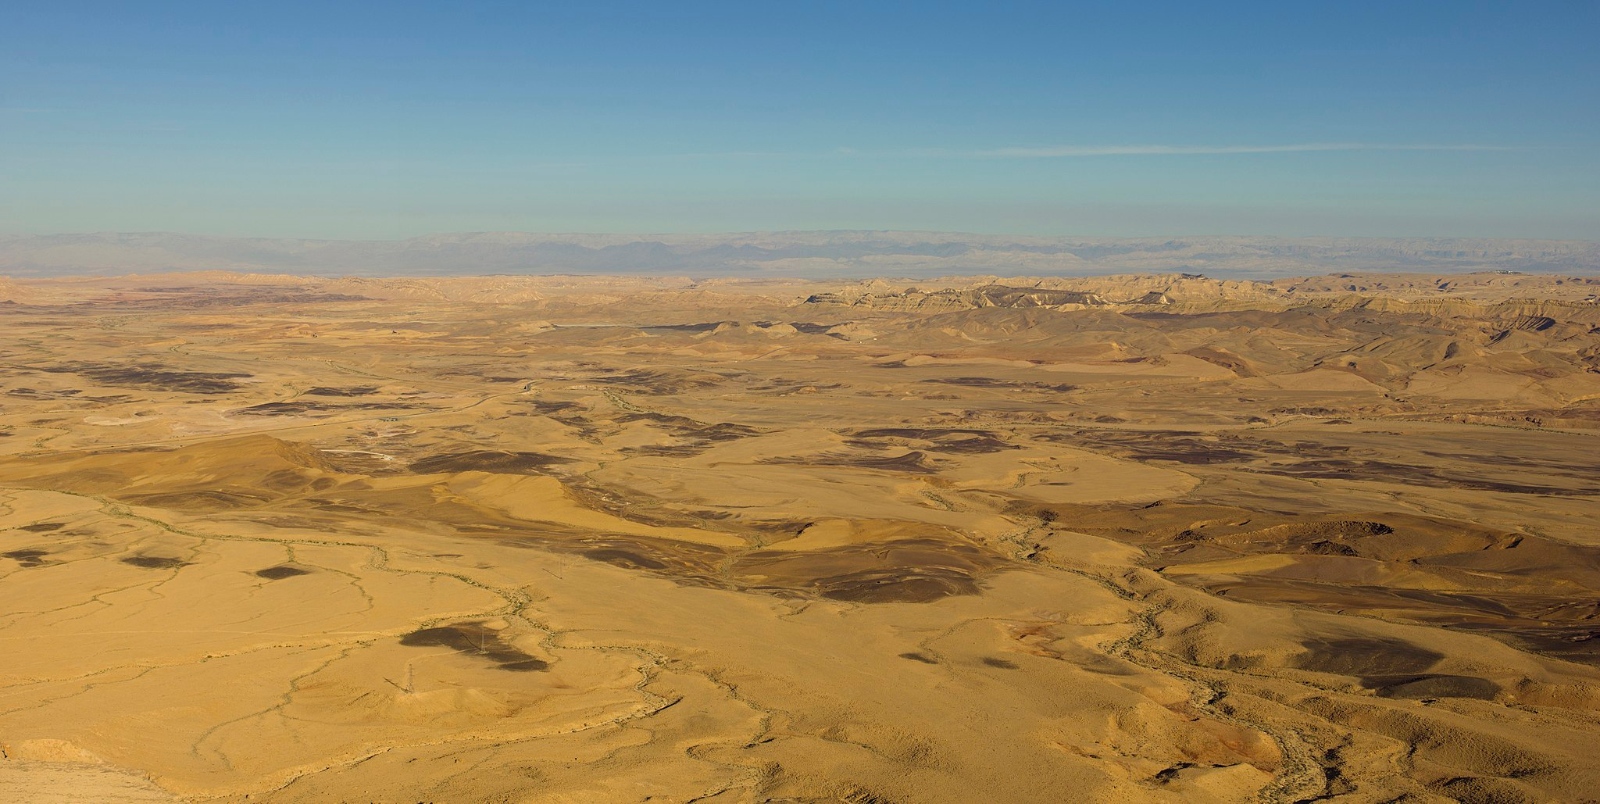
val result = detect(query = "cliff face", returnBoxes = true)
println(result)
[803,274,1278,311]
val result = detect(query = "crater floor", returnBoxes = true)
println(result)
[1,271,1598,802]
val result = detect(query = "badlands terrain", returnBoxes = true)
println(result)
[0,269,1598,802]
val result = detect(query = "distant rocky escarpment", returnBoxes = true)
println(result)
[3,231,1598,279]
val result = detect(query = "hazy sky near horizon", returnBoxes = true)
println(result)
[3,1,1597,240]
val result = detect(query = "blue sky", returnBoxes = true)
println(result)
[2,1,1596,239]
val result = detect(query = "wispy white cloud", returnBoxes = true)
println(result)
[971,142,1517,158]
[672,142,1520,161]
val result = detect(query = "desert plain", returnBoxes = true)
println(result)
[0,270,1598,802]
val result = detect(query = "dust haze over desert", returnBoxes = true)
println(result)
[4,4,1600,804]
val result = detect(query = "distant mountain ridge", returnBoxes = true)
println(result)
[2,231,1597,279]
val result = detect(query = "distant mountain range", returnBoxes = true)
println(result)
[3,231,1597,279]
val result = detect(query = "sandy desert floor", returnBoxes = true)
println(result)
[0,270,1598,802]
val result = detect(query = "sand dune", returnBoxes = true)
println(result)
[1,271,1598,801]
